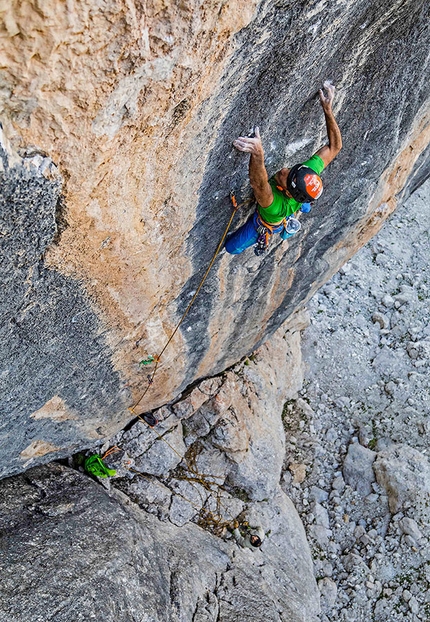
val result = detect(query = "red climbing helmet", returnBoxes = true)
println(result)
[287,164,323,203]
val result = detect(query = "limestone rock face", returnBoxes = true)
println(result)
[0,463,319,622]
[373,443,430,517]
[0,137,128,478]
[1,0,429,473]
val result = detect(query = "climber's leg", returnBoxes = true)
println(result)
[225,212,259,254]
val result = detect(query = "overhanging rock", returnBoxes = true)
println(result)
[0,0,429,474]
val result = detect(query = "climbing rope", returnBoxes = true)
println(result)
[108,192,255,534]
[129,192,248,416]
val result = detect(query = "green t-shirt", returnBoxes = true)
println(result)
[257,154,325,224]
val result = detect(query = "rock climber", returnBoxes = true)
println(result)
[225,81,342,255]
[231,520,265,550]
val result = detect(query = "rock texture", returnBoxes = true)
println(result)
[0,465,318,622]
[1,0,430,471]
[0,464,230,622]
[108,309,307,511]
[1,179,429,620]
[374,444,430,516]
[0,315,320,622]
[0,132,129,478]
[281,180,430,621]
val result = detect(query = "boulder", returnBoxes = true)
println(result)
[0,464,319,622]
[373,444,430,516]
[318,577,338,613]
[398,517,423,542]
[343,442,376,496]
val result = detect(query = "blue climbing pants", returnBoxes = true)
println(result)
[225,212,260,254]
[225,211,293,255]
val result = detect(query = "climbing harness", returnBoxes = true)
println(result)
[254,211,301,255]
[129,191,246,417]
[254,212,286,255]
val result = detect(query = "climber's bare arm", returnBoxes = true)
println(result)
[315,81,343,167]
[233,127,274,208]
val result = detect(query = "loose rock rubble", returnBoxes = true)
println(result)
[281,180,430,621]
[78,310,321,621]
[102,315,307,528]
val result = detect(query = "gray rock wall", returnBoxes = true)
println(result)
[180,0,430,385]
[0,464,228,622]
[0,0,429,475]
[0,464,319,622]
[0,141,129,478]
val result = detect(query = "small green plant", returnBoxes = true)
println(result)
[232,487,251,503]
[139,355,156,366]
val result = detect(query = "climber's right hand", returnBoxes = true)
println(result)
[233,127,264,156]
[319,81,335,113]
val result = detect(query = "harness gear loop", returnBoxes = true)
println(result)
[254,212,287,255]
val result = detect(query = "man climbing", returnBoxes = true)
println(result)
[225,81,342,255]
[231,520,265,550]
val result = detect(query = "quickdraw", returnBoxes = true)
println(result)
[254,212,287,256]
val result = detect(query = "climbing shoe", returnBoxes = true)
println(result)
[141,412,158,427]
[254,245,266,256]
